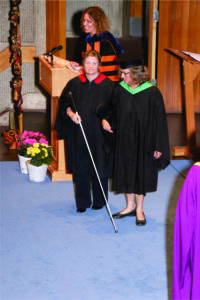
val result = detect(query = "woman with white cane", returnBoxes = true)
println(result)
[54,50,115,214]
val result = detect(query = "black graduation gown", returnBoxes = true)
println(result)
[54,73,115,178]
[75,31,123,80]
[106,82,170,195]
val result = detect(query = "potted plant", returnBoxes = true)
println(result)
[15,130,50,174]
[25,142,52,182]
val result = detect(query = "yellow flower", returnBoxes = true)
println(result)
[42,148,48,157]
[34,148,40,154]
[33,143,40,148]
[26,146,40,157]
[27,147,33,155]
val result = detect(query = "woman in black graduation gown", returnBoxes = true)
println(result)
[102,59,170,225]
[54,50,114,213]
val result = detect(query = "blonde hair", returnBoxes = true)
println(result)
[81,6,110,35]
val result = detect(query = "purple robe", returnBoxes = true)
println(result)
[173,162,200,300]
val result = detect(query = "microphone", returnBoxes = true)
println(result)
[45,45,63,56]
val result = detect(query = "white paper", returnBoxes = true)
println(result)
[181,51,200,62]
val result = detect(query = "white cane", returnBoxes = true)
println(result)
[69,92,118,233]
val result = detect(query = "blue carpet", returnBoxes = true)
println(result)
[0,160,194,300]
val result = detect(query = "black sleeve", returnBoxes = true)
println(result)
[54,80,76,139]
[154,89,170,169]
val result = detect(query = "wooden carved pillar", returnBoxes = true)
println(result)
[10,0,23,133]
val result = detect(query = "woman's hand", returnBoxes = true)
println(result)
[71,114,82,124]
[67,108,82,124]
[70,61,84,73]
[154,151,162,159]
[102,119,113,133]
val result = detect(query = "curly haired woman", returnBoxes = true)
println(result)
[71,6,124,81]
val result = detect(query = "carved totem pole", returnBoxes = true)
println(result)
[10,0,23,133]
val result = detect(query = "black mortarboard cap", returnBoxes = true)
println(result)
[119,58,145,72]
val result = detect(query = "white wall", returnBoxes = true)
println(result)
[0,0,46,122]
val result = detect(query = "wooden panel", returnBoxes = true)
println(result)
[38,55,79,181]
[130,0,143,18]
[183,60,200,147]
[157,0,200,112]
[39,57,52,95]
[48,95,73,182]
[21,46,36,63]
[148,0,158,81]
[187,1,200,52]
[0,46,36,72]
[38,55,79,97]
[0,48,10,72]
[46,0,66,59]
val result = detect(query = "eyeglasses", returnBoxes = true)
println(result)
[119,71,130,76]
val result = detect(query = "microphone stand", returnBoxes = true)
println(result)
[44,45,63,67]
[44,54,54,67]
[50,54,53,67]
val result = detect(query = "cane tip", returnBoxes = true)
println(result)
[115,230,118,233]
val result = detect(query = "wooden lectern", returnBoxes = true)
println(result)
[166,49,200,158]
[38,55,80,181]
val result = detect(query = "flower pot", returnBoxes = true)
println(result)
[26,162,48,182]
[18,155,31,174]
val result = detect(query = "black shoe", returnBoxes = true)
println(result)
[92,205,103,210]
[112,208,136,219]
[77,208,86,213]
[136,212,146,226]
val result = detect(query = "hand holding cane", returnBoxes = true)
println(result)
[69,92,118,233]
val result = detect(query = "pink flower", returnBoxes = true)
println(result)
[16,131,50,157]
[39,133,46,139]
[16,142,21,150]
[39,138,48,145]
[28,131,39,138]
[20,133,28,140]
[23,130,29,136]
[23,138,38,145]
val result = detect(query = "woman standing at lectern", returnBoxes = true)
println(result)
[71,6,124,81]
